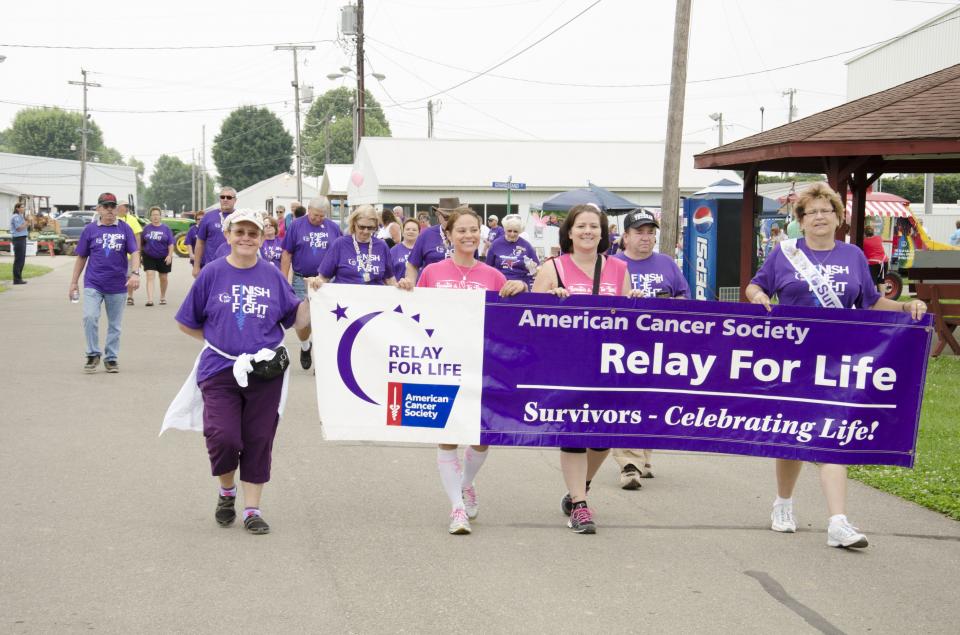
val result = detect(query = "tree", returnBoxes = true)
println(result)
[3,107,106,160]
[301,87,391,175]
[881,175,960,204]
[146,155,194,212]
[212,106,293,191]
[127,156,147,204]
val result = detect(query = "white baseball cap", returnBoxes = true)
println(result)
[223,208,264,231]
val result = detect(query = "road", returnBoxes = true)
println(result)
[1,252,958,634]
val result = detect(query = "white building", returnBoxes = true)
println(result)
[846,5,960,99]
[0,151,137,224]
[234,172,320,215]
[347,137,733,218]
[319,164,352,221]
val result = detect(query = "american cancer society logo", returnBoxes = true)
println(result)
[331,301,462,429]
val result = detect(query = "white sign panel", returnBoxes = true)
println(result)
[311,284,485,445]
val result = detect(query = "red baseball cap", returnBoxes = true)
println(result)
[97,192,118,206]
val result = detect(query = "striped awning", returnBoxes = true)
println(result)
[846,200,911,217]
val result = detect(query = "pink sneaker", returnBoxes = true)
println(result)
[448,508,471,535]
[462,485,479,520]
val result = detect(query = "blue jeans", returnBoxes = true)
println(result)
[291,273,308,301]
[83,287,126,360]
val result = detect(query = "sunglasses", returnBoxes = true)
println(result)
[220,195,235,200]
[356,224,377,231]
[101,203,117,209]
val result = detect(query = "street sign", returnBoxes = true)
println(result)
[492,181,526,190]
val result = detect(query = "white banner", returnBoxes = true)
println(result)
[310,284,485,444]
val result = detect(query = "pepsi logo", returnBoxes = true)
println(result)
[693,206,714,234]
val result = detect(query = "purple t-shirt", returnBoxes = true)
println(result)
[175,258,302,383]
[751,239,881,309]
[260,237,283,267]
[615,252,690,299]
[485,236,538,283]
[142,223,174,259]
[487,226,504,245]
[75,221,139,294]
[185,224,199,248]
[214,242,231,260]
[408,224,451,271]
[390,243,413,277]
[197,209,230,267]
[282,216,342,276]
[319,236,394,284]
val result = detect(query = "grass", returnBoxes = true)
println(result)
[0,263,53,282]
[849,356,960,521]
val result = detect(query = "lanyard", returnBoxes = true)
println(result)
[352,236,374,282]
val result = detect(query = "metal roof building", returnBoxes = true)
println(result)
[346,138,736,220]
[846,5,960,100]
[0,151,137,220]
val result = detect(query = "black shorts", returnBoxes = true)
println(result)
[868,263,884,284]
[143,253,172,273]
[560,447,609,454]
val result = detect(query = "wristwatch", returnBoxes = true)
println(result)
[129,270,141,277]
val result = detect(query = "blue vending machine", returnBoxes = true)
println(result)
[682,198,718,300]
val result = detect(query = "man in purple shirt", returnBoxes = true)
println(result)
[403,196,460,285]
[192,186,237,278]
[281,196,342,369]
[68,192,141,373]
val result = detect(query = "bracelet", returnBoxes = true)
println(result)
[129,272,140,277]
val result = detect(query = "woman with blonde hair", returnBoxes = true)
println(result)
[746,181,926,549]
[315,205,397,286]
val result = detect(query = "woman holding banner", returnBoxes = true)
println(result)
[314,206,397,287]
[398,206,525,535]
[746,182,926,549]
[532,204,631,534]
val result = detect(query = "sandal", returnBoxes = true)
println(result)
[126,297,134,306]
[243,514,271,535]
[145,301,154,307]
[159,299,167,305]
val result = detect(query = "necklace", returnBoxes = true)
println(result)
[451,260,476,283]
[805,240,835,269]
[352,236,374,283]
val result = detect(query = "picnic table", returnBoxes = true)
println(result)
[908,266,960,357]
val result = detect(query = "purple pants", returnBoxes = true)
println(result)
[199,369,283,484]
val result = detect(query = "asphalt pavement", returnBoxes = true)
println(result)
[1,251,959,634]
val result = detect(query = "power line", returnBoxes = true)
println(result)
[0,97,290,114]
[368,11,960,91]
[392,0,604,105]
[0,39,335,51]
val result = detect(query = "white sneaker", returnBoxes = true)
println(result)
[771,502,797,533]
[448,508,471,535]
[462,485,479,520]
[827,518,868,548]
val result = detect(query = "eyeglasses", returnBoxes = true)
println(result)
[101,203,117,209]
[230,228,261,238]
[220,195,235,200]
[356,224,377,231]
[802,209,833,218]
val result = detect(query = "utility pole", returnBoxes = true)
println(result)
[67,69,101,212]
[709,112,724,146]
[427,100,434,138]
[191,149,196,212]
[783,88,797,123]
[275,44,316,203]
[356,0,366,158]
[325,116,332,165]
[760,106,765,132]
[659,0,691,259]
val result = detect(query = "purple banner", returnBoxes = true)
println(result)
[480,294,932,467]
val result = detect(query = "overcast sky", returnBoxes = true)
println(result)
[0,0,952,186]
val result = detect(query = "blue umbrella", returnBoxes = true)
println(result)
[692,179,782,214]
[540,183,640,215]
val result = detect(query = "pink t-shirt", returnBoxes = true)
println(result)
[417,258,507,291]
[553,254,627,296]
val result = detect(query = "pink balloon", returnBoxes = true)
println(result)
[351,171,364,187]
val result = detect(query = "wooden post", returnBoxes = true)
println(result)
[739,166,758,301]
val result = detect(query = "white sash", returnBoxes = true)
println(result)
[779,239,843,309]
[159,343,291,436]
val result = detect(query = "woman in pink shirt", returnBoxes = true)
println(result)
[532,204,630,534]
[399,206,525,535]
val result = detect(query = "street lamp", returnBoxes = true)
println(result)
[327,67,386,158]
[708,112,724,147]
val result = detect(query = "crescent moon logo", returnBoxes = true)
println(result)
[336,311,384,404]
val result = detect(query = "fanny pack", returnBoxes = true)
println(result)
[205,341,290,383]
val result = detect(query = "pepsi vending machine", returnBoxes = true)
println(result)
[682,199,718,300]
